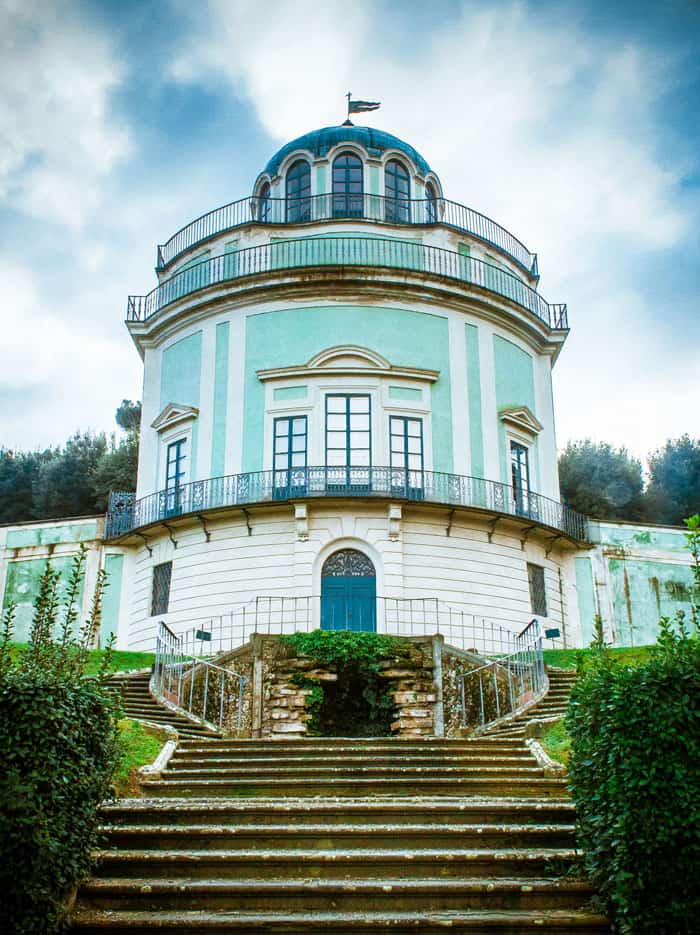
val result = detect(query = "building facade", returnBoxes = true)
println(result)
[1,126,695,652]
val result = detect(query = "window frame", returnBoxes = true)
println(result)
[510,440,531,513]
[527,562,547,617]
[325,393,372,488]
[332,151,364,218]
[425,181,438,223]
[285,159,311,222]
[150,561,173,617]
[389,414,424,498]
[256,180,271,222]
[385,158,411,223]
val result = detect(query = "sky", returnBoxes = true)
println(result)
[1,0,698,464]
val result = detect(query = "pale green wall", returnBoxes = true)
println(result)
[575,556,597,645]
[100,553,124,647]
[2,556,85,643]
[160,331,202,484]
[493,335,538,488]
[388,386,422,401]
[590,522,689,554]
[6,521,98,549]
[316,164,327,193]
[211,322,230,477]
[608,557,696,646]
[274,385,308,401]
[465,324,484,478]
[243,305,452,472]
[369,165,380,196]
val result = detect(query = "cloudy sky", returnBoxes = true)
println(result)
[1,0,698,464]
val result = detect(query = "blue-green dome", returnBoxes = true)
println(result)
[263,125,433,178]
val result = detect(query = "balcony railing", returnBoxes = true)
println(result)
[156,193,538,275]
[106,466,589,542]
[128,237,567,329]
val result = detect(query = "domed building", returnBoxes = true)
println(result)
[1,124,696,655]
[107,122,583,653]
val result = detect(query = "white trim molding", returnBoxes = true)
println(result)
[498,406,543,440]
[151,403,200,433]
[257,345,440,384]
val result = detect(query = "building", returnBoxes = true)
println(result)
[1,125,696,652]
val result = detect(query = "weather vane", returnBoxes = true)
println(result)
[343,92,381,125]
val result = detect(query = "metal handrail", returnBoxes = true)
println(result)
[106,466,589,542]
[153,620,247,733]
[128,237,565,328]
[459,621,546,730]
[171,594,538,659]
[156,193,538,274]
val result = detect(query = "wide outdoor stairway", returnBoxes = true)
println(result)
[483,669,578,740]
[73,672,608,934]
[106,672,220,740]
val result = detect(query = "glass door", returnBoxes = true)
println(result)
[390,415,424,498]
[325,394,371,491]
[273,416,307,498]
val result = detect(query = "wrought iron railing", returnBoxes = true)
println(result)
[153,620,247,733]
[129,237,566,328]
[163,596,540,659]
[106,466,589,541]
[156,193,538,275]
[460,618,546,730]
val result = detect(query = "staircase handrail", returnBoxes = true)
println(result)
[459,621,546,730]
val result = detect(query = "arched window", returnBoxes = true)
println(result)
[286,160,311,222]
[425,181,438,223]
[332,152,364,218]
[385,159,410,223]
[256,181,271,222]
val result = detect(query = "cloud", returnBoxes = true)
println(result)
[0,0,130,229]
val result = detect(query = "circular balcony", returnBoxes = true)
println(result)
[106,466,589,543]
[156,194,539,276]
[129,236,566,329]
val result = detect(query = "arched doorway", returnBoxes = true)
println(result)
[321,549,376,632]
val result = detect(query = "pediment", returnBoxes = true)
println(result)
[257,345,439,384]
[499,406,543,437]
[151,403,200,433]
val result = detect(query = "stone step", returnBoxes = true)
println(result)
[168,755,536,769]
[158,765,547,781]
[175,740,528,754]
[93,847,580,881]
[72,907,609,933]
[78,877,595,913]
[99,798,576,828]
[139,777,568,798]
[99,821,575,851]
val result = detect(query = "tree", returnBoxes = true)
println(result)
[558,440,645,521]
[115,399,141,434]
[33,432,108,520]
[646,435,700,526]
[91,434,139,511]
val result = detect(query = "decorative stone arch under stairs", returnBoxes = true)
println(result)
[73,666,608,932]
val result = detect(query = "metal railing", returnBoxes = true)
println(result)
[156,193,538,275]
[105,466,589,541]
[460,618,546,730]
[173,594,537,658]
[128,237,566,329]
[153,620,247,733]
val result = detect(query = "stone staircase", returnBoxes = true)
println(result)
[483,668,577,740]
[106,672,220,740]
[73,666,607,933]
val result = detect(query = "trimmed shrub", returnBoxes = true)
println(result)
[0,548,121,933]
[567,517,700,933]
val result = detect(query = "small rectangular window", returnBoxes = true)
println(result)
[510,441,531,512]
[151,561,173,616]
[527,563,547,617]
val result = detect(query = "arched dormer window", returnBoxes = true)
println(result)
[286,160,311,222]
[385,159,410,223]
[256,180,271,222]
[425,181,438,223]
[332,151,364,218]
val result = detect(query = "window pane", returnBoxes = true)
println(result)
[291,452,306,467]
[350,413,369,430]
[408,436,421,454]
[292,418,306,433]
[327,431,346,448]
[327,449,346,466]
[408,454,422,470]
[275,436,289,454]
[326,396,346,413]
[352,450,370,466]
[350,396,370,413]
[291,434,306,452]
[326,413,346,430]
[350,431,370,449]
[275,419,289,437]
[407,420,422,437]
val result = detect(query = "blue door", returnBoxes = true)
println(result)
[321,549,376,632]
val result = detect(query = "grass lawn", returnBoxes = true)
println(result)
[114,718,169,796]
[543,645,655,669]
[540,720,572,767]
[9,643,155,675]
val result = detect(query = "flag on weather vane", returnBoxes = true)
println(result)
[346,92,381,115]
